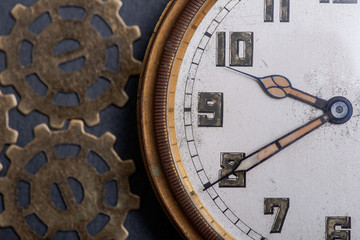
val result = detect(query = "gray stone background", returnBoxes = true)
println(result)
[0,0,182,239]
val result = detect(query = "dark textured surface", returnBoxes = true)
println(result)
[0,0,182,239]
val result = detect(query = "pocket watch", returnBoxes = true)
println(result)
[139,0,360,239]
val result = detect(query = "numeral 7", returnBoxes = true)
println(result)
[264,198,290,233]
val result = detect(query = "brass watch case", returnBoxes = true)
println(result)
[139,1,227,239]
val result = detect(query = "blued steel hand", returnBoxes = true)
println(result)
[226,66,328,110]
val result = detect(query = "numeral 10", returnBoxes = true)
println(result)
[216,32,253,67]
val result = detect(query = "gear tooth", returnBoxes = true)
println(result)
[7,129,18,144]
[132,59,142,74]
[49,116,66,129]
[112,89,129,107]
[119,225,128,240]
[83,112,100,127]
[122,159,136,175]
[6,145,23,161]
[33,123,51,138]
[105,0,123,12]
[0,70,12,85]
[0,37,4,48]
[100,132,116,147]
[68,120,85,133]
[11,4,27,20]
[129,194,140,210]
[103,225,127,240]
[127,25,141,42]
[0,212,9,226]
[4,94,17,109]
[18,100,34,115]
[0,36,7,50]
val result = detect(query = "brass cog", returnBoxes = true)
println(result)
[0,120,139,239]
[0,91,18,171]
[0,0,141,129]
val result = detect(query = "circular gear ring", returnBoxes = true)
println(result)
[0,120,139,239]
[0,0,141,129]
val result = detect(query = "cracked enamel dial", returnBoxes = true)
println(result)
[140,0,360,239]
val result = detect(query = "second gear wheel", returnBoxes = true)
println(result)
[0,0,141,129]
[0,120,139,239]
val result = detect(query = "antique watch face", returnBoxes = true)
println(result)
[140,0,360,239]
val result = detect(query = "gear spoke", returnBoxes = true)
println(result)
[43,147,58,164]
[76,86,89,105]
[82,7,95,24]
[20,65,37,76]
[77,146,89,160]
[20,206,34,216]
[54,45,87,66]
[48,6,61,22]
[101,171,116,183]
[77,226,90,239]
[103,35,118,48]
[58,178,78,209]
[42,87,57,103]
[20,171,36,183]
[101,69,116,82]
[22,31,38,45]
[44,225,57,239]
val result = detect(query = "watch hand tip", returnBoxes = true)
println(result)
[203,182,212,191]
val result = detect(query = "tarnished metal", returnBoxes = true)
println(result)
[0,0,141,129]
[264,0,274,22]
[0,91,18,171]
[230,32,253,67]
[264,0,290,22]
[219,152,246,187]
[280,0,290,22]
[0,120,139,239]
[198,92,223,127]
[326,217,351,240]
[216,32,226,67]
[264,198,290,233]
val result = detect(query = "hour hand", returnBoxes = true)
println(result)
[226,67,328,110]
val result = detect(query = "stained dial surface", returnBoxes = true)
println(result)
[172,0,360,239]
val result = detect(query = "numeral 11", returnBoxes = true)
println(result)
[264,0,358,23]
[264,0,290,22]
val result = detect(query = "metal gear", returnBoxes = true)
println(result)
[0,91,18,171]
[0,0,141,129]
[0,120,139,239]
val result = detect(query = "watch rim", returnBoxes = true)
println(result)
[138,0,224,239]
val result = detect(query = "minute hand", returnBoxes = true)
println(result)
[226,67,328,110]
[235,114,329,172]
[203,114,329,190]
